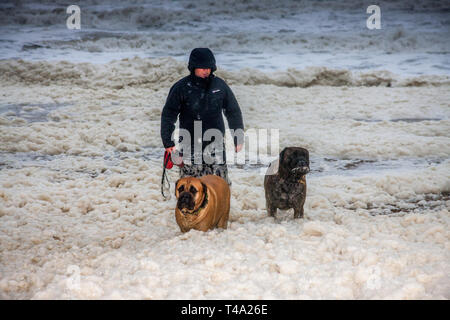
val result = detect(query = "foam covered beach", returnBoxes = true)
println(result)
[0,0,449,299]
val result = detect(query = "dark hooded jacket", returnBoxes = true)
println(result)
[160,48,244,162]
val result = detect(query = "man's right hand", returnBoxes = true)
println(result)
[165,146,176,153]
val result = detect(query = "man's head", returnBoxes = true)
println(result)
[188,48,216,75]
[194,68,211,79]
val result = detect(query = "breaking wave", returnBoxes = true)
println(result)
[2,0,450,29]
[0,57,449,89]
[1,0,449,57]
[15,29,450,56]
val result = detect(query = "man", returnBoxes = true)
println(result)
[160,48,244,185]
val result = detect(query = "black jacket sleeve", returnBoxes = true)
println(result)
[160,84,182,148]
[223,83,244,146]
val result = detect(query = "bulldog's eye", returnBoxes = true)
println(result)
[178,185,184,193]
[189,186,197,194]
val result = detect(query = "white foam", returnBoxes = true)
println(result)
[1,0,449,299]
[0,58,449,299]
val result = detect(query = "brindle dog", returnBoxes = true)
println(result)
[264,147,310,219]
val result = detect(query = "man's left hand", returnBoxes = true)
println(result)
[235,144,243,153]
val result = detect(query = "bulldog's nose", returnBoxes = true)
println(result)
[179,192,191,202]
[294,159,310,174]
[298,159,309,167]
[178,192,193,209]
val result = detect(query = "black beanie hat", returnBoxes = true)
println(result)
[188,48,217,72]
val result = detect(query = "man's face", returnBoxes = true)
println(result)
[194,68,211,78]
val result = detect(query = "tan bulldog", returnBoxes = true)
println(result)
[175,175,230,232]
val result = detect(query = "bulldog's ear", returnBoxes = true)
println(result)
[303,148,310,163]
[175,178,181,196]
[278,148,289,178]
[279,148,287,165]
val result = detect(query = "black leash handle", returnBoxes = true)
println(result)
[161,152,171,200]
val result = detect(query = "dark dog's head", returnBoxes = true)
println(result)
[278,147,310,179]
[175,177,207,215]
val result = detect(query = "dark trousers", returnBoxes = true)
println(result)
[179,163,231,186]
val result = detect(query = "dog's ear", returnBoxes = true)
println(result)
[302,148,310,164]
[174,178,181,197]
[201,182,207,196]
[278,148,290,178]
[300,148,310,170]
[279,148,287,165]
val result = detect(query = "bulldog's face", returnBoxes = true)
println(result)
[175,177,207,215]
[279,147,310,178]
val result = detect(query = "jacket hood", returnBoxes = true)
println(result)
[188,48,217,72]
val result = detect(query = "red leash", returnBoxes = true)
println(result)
[161,150,184,200]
